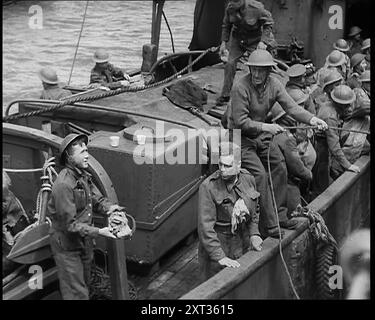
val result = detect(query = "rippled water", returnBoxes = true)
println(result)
[2,0,196,111]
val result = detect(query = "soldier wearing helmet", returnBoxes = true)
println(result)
[352,70,370,119]
[90,49,130,90]
[216,0,275,106]
[347,26,363,58]
[228,49,327,238]
[269,93,315,213]
[47,133,125,299]
[347,53,367,89]
[361,38,370,70]
[314,85,360,188]
[286,64,316,114]
[333,39,351,79]
[39,67,72,100]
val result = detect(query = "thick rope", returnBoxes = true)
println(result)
[68,0,89,85]
[3,46,218,122]
[267,135,300,299]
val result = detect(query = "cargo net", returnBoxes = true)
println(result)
[89,259,137,300]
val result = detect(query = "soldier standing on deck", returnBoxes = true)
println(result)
[47,133,125,300]
[347,26,363,58]
[198,142,262,281]
[216,0,274,106]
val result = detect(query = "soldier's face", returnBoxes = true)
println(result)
[68,142,89,169]
[97,62,109,69]
[219,154,241,180]
[250,66,269,86]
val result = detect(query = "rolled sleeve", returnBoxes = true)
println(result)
[198,182,226,262]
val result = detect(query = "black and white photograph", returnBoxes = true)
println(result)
[2,0,370,305]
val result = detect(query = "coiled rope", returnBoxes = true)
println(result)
[3,46,219,123]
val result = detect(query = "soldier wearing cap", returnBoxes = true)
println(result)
[216,0,275,106]
[347,26,363,58]
[314,85,360,185]
[39,67,72,100]
[47,133,123,300]
[333,39,351,79]
[347,53,367,89]
[90,49,130,90]
[361,38,370,70]
[286,64,316,114]
[198,141,262,280]
[269,94,314,213]
[228,49,327,237]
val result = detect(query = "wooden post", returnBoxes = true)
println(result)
[151,0,165,58]
[107,238,130,300]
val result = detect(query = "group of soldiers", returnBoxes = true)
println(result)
[3,0,370,299]
[197,0,370,280]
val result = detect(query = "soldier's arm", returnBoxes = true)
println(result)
[53,182,100,237]
[231,84,264,137]
[283,134,313,181]
[221,9,232,43]
[91,183,114,216]
[246,174,261,236]
[198,182,226,262]
[259,8,274,45]
[325,116,352,169]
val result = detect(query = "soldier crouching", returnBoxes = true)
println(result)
[198,142,262,281]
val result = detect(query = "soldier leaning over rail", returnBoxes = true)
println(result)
[198,142,262,281]
[225,49,328,238]
[39,67,72,100]
[47,133,125,300]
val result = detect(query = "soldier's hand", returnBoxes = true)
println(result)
[250,235,263,251]
[107,204,123,216]
[348,164,360,173]
[310,116,328,130]
[98,227,117,239]
[218,257,240,268]
[262,123,286,135]
[123,73,131,81]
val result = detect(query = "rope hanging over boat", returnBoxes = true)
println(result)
[162,10,175,53]
[3,46,219,122]
[68,0,90,85]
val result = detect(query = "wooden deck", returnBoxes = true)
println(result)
[129,233,203,299]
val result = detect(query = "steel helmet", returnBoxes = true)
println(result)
[326,50,346,67]
[245,49,277,67]
[322,69,343,90]
[93,49,109,63]
[359,70,370,82]
[348,26,362,37]
[286,64,306,78]
[361,38,370,51]
[330,85,356,105]
[333,39,350,52]
[38,67,59,85]
[350,53,365,68]
[59,133,89,165]
[288,89,309,105]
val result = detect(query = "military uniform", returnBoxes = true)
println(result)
[273,131,313,213]
[312,100,351,191]
[286,81,316,115]
[348,39,363,58]
[198,169,260,280]
[40,85,72,100]
[47,164,112,300]
[219,0,274,99]
[346,73,362,90]
[230,74,314,227]
[90,63,125,88]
